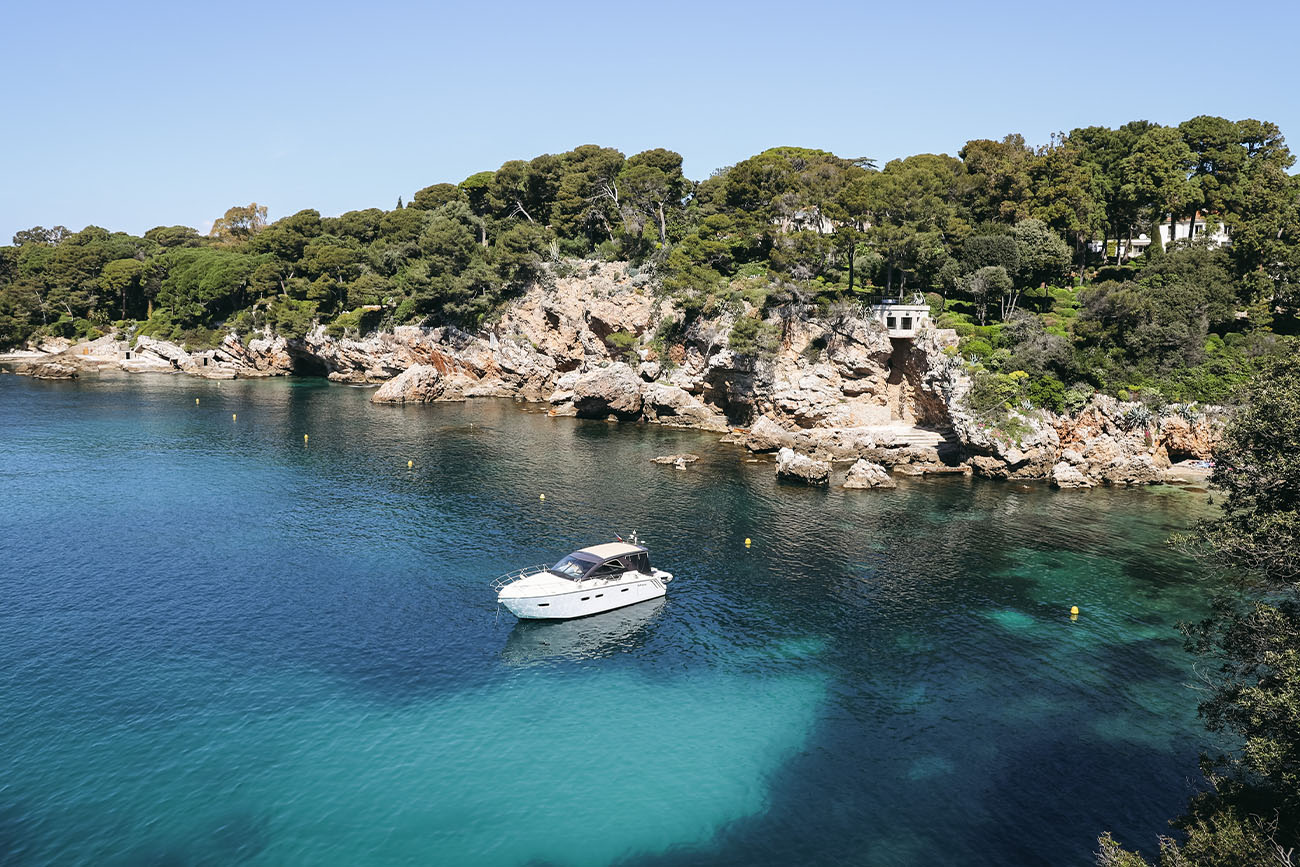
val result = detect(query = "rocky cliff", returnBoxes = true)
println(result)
[4,261,1219,487]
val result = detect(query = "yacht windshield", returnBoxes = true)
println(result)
[549,553,599,580]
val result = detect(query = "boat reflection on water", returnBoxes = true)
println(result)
[500,597,667,667]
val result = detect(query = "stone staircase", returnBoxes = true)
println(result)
[862,424,965,464]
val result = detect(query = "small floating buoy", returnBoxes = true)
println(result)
[539,494,546,501]
[195,398,199,405]
[232,413,236,421]
[303,434,309,442]
[1070,605,1079,616]
[744,537,752,548]
[407,460,413,468]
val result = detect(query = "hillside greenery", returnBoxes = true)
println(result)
[2,116,1298,408]
[1099,360,1300,865]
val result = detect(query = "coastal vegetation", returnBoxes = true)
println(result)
[2,116,1298,415]
[1099,360,1300,865]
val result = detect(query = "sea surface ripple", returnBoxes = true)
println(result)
[0,374,1220,866]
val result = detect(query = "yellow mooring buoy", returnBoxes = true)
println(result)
[745,537,752,548]
[1070,605,1079,616]
[304,434,309,443]
[232,413,237,421]
[195,398,199,405]
[408,460,413,468]
[539,494,546,501]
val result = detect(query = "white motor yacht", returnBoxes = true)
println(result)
[493,537,673,620]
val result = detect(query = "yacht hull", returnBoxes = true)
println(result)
[501,574,668,620]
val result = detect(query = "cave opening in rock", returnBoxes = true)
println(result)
[286,349,329,377]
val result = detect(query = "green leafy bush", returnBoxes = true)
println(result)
[604,330,639,361]
[265,297,318,340]
[727,316,779,358]
[1026,374,1065,412]
[966,370,1024,417]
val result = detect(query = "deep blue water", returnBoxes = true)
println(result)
[0,372,1221,865]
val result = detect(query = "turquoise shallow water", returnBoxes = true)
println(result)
[0,373,1220,865]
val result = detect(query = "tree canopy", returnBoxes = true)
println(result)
[1,117,1296,406]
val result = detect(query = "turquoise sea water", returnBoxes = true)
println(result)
[0,373,1221,865]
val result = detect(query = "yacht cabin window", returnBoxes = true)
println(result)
[550,553,599,579]
[589,558,629,579]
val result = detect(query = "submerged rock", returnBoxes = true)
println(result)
[775,447,830,485]
[842,459,896,489]
[651,453,699,464]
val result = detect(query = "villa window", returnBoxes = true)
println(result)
[887,317,897,329]
[902,317,913,330]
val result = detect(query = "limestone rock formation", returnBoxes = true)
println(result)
[641,383,728,432]
[1159,416,1218,461]
[572,363,643,419]
[1051,461,1093,489]
[27,362,78,380]
[371,364,449,404]
[842,459,897,489]
[9,257,1229,492]
[775,447,830,485]
[745,415,798,452]
[132,336,189,368]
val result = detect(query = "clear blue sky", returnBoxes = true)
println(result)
[3,0,1297,242]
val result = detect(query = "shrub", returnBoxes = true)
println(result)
[178,326,222,351]
[924,292,945,319]
[604,330,639,362]
[1026,374,1065,413]
[392,298,418,324]
[967,370,1023,417]
[138,310,183,342]
[728,316,779,358]
[937,311,975,336]
[962,337,994,361]
[228,311,255,339]
[1064,381,1095,414]
[265,297,318,340]
[325,307,384,339]
[1119,404,1153,431]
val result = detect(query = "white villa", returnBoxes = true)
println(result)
[866,296,931,338]
[1156,213,1231,248]
[1088,212,1231,259]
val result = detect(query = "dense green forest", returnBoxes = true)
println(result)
[2,115,1297,407]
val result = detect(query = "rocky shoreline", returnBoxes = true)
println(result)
[2,261,1218,490]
